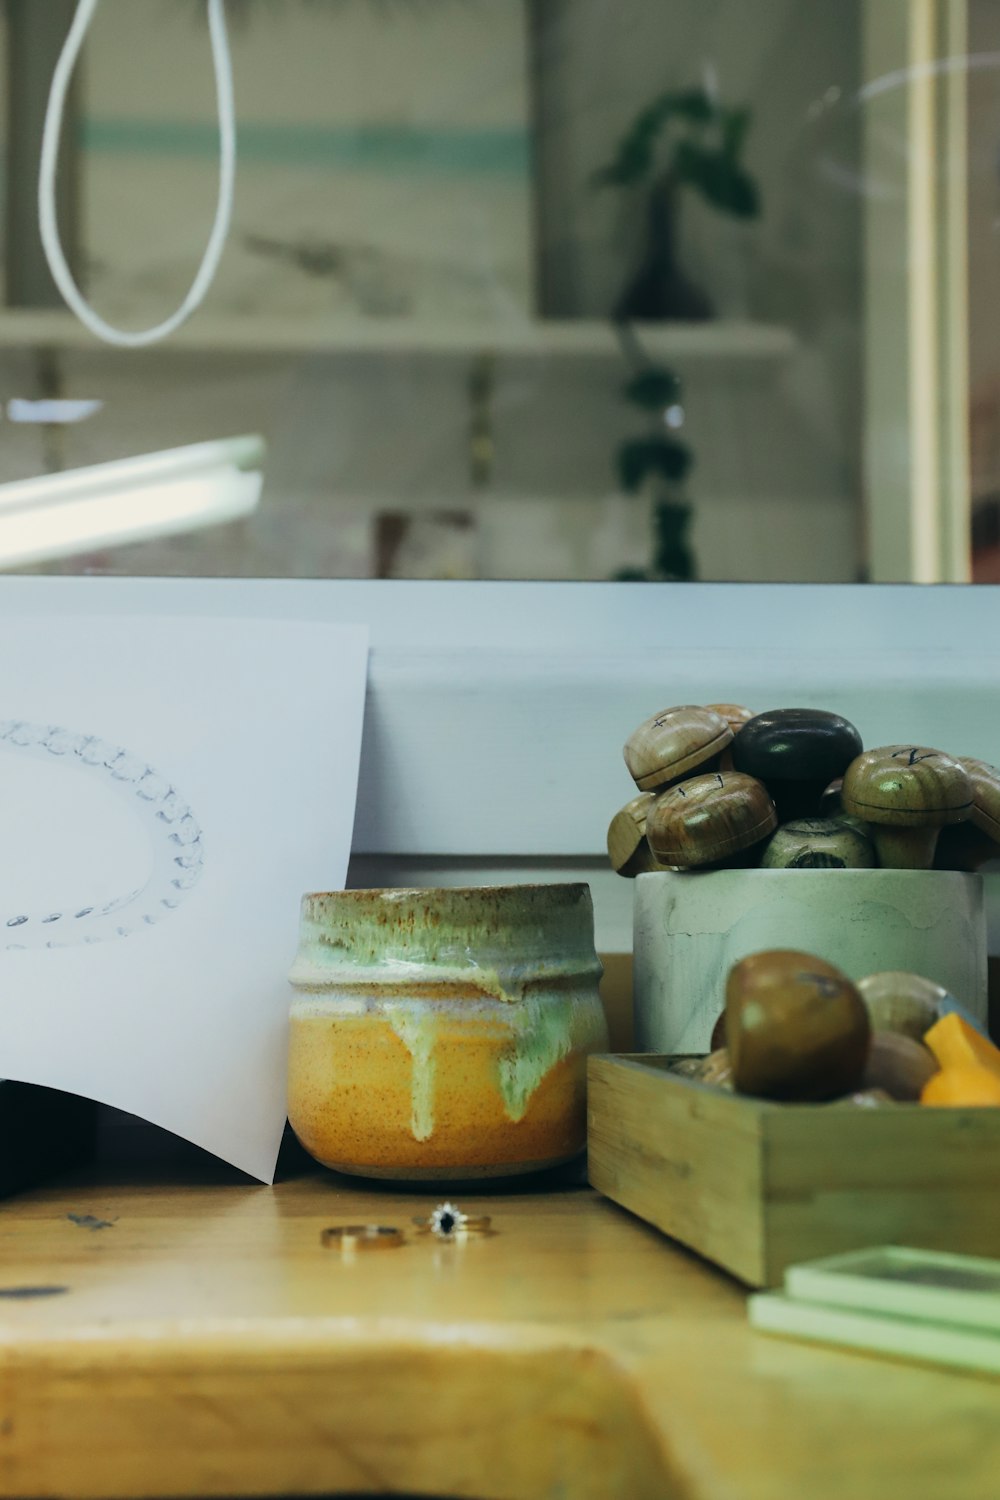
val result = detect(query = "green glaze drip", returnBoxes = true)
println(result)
[496,992,578,1123]
[383,1002,437,1142]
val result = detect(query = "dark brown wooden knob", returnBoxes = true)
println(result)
[725,949,870,1100]
[645,771,777,868]
[841,745,973,869]
[623,705,732,792]
[731,708,863,821]
[759,816,875,869]
[607,793,666,878]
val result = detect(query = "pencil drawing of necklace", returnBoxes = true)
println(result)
[0,721,204,949]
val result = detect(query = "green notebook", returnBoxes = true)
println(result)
[749,1246,1000,1375]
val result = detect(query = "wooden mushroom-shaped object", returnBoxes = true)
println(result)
[731,708,863,822]
[855,970,944,1042]
[819,778,844,818]
[967,757,1000,837]
[861,1032,939,1101]
[705,703,755,734]
[840,745,973,869]
[623,705,732,792]
[607,792,665,878]
[759,816,875,870]
[935,758,1000,871]
[692,1048,734,1090]
[645,771,777,869]
[704,703,755,771]
[725,949,870,1101]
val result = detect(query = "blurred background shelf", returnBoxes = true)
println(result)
[0,309,797,363]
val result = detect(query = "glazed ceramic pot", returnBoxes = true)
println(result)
[287,884,608,1180]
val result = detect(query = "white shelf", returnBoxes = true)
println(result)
[0,309,797,362]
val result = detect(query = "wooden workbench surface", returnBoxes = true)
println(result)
[0,1151,998,1500]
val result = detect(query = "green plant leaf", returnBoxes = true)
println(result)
[617,438,692,493]
[622,367,683,411]
[710,163,761,217]
[593,82,760,217]
[722,106,752,157]
[673,141,760,216]
[652,499,698,580]
[663,87,716,125]
[592,86,723,189]
[591,135,655,188]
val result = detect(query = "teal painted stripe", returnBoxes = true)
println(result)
[79,118,530,175]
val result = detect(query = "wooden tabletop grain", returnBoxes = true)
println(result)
[0,1153,998,1500]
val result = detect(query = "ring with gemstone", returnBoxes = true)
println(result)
[412,1202,493,1239]
[321,1224,405,1250]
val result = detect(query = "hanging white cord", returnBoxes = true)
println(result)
[39,0,235,348]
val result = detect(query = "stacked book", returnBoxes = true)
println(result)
[750,1245,1000,1375]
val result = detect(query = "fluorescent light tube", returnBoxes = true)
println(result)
[0,435,264,567]
[7,399,104,425]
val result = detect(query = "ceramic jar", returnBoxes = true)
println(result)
[287,884,609,1181]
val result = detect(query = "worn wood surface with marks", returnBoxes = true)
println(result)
[0,1154,998,1499]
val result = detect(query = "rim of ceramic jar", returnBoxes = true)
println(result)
[301,882,591,902]
[291,882,601,990]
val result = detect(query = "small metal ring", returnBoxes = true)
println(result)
[321,1224,404,1250]
[412,1202,493,1239]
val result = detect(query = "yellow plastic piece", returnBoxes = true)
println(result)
[921,1064,1000,1107]
[923,1013,1000,1081]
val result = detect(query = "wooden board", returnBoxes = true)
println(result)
[2,1152,1000,1499]
[588,1054,1000,1286]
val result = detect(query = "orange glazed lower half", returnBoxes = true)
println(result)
[287,983,608,1180]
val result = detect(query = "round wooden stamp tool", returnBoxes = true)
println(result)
[936,758,1000,869]
[725,949,870,1101]
[645,771,776,869]
[705,703,755,770]
[861,1031,939,1101]
[855,970,945,1041]
[841,745,972,869]
[965,757,1000,839]
[623,705,732,792]
[759,816,875,869]
[731,708,863,822]
[607,792,665,878]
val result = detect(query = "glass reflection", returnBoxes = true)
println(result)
[0,1,995,585]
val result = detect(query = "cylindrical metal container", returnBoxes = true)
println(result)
[288,884,608,1180]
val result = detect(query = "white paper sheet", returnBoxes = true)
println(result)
[0,614,369,1182]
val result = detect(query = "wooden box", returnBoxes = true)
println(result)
[587,1055,1000,1288]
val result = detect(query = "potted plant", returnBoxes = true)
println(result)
[593,85,760,582]
[593,84,761,323]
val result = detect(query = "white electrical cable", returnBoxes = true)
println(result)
[39,0,235,348]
